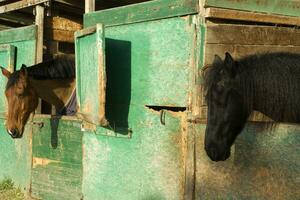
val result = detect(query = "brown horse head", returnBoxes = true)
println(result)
[1,65,38,138]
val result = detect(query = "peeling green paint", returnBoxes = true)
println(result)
[31,117,83,200]
[84,0,198,28]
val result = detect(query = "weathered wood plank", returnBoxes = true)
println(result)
[85,0,94,13]
[206,23,300,46]
[74,25,96,37]
[84,0,198,27]
[55,0,84,9]
[204,44,300,66]
[44,29,75,43]
[205,0,300,17]
[45,16,82,31]
[205,7,300,26]
[184,118,195,200]
[0,13,33,25]
[0,0,48,13]
[35,5,44,114]
[35,5,44,63]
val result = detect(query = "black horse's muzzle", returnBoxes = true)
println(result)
[205,144,231,161]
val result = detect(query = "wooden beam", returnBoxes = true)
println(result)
[55,0,84,9]
[0,13,33,25]
[0,0,48,14]
[0,24,10,30]
[35,5,44,114]
[205,23,300,46]
[205,7,300,26]
[35,5,44,63]
[85,0,94,13]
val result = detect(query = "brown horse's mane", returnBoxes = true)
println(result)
[6,56,75,90]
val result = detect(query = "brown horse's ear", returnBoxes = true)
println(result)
[0,66,11,78]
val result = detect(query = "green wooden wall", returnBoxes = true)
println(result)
[104,16,194,107]
[31,117,83,200]
[0,122,32,192]
[0,25,37,193]
[79,15,196,199]
[0,1,299,199]
[0,25,37,68]
[75,24,107,126]
[83,107,186,200]
[84,0,198,28]
[81,1,300,199]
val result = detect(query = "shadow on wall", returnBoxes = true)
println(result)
[50,116,60,149]
[105,38,132,135]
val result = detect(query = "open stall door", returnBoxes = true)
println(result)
[75,24,108,126]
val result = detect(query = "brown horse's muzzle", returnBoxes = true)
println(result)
[7,128,22,138]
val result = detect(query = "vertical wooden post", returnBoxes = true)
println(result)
[35,5,44,63]
[35,5,45,113]
[85,0,95,13]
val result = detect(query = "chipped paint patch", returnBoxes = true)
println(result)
[32,157,59,168]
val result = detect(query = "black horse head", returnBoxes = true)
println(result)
[203,53,249,161]
[203,51,300,162]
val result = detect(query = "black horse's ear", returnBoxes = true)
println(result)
[213,54,223,65]
[20,64,28,77]
[224,52,236,78]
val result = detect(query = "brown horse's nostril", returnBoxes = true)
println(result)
[7,129,19,138]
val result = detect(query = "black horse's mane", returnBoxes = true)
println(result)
[204,52,300,122]
[6,56,75,90]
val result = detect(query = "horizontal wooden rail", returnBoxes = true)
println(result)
[205,7,300,26]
